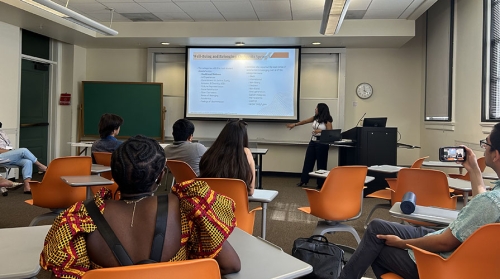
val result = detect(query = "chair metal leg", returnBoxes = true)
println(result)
[29,210,63,226]
[364,203,391,229]
[313,221,362,244]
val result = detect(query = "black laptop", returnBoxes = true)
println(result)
[319,129,342,144]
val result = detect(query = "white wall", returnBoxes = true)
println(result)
[0,21,21,145]
[345,16,426,166]
[420,0,486,174]
[86,49,147,82]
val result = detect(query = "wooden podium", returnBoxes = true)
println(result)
[340,127,398,195]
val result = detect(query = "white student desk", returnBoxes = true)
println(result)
[248,189,278,240]
[61,175,114,199]
[0,225,51,279]
[225,228,312,279]
[483,172,499,180]
[308,170,375,184]
[422,160,464,174]
[69,142,170,156]
[91,164,111,174]
[447,177,480,206]
[367,165,405,173]
[389,202,459,226]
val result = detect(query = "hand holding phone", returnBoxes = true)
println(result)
[439,147,466,162]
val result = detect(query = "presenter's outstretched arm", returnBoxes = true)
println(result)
[286,116,314,130]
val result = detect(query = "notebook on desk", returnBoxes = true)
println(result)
[319,129,342,144]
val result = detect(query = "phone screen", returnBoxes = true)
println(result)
[439,147,466,162]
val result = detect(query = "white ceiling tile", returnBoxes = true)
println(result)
[222,12,258,20]
[189,12,226,21]
[290,0,323,10]
[67,2,109,13]
[256,11,291,21]
[349,0,373,11]
[172,0,211,2]
[364,0,413,19]
[250,0,291,13]
[139,2,184,13]
[101,2,149,13]
[133,0,172,2]
[399,0,424,19]
[84,12,132,21]
[212,1,255,13]
[175,1,219,13]
[153,12,193,21]
[293,10,322,20]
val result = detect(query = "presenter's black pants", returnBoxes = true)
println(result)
[300,140,329,187]
[339,219,435,279]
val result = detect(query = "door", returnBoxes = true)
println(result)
[20,60,49,165]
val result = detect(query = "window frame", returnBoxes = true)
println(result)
[482,0,500,122]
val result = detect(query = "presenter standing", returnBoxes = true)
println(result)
[286,103,332,188]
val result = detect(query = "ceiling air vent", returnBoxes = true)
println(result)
[121,13,162,22]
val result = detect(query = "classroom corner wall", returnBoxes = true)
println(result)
[0,21,21,140]
[86,48,147,82]
[56,43,86,157]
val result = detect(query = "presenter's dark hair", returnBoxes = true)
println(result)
[314,103,333,124]
[489,123,500,151]
[172,119,195,141]
[199,120,253,191]
[98,113,123,138]
[111,135,165,195]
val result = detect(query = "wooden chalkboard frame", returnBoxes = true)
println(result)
[79,81,165,142]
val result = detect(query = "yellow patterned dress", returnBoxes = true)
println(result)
[40,180,236,279]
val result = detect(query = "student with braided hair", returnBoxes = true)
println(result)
[41,135,241,278]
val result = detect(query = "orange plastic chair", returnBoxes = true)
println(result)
[91,152,119,198]
[380,273,403,279]
[364,156,429,228]
[196,178,262,234]
[298,166,367,244]
[166,160,197,185]
[82,259,220,279]
[408,223,500,279]
[25,156,91,226]
[391,168,457,227]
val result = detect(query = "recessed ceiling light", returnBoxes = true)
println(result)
[161,42,170,45]
[312,42,321,45]
[235,42,245,46]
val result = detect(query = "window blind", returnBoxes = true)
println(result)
[489,0,500,119]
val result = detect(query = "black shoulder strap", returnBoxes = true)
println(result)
[149,194,168,262]
[84,199,134,266]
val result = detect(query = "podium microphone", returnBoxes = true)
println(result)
[356,113,366,127]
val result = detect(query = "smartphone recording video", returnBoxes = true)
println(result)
[439,147,466,162]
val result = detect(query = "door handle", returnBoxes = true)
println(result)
[20,123,49,128]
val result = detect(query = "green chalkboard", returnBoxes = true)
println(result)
[81,81,164,140]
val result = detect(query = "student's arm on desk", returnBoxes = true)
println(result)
[216,241,241,274]
[378,228,461,253]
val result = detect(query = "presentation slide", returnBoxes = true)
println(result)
[185,47,300,121]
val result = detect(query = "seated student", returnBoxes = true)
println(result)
[199,119,255,196]
[0,122,47,194]
[339,123,500,279]
[164,119,207,176]
[91,113,123,163]
[41,135,240,278]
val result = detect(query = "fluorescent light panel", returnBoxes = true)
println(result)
[320,0,350,35]
[21,0,118,36]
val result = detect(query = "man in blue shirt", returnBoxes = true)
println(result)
[340,123,500,279]
[91,113,123,163]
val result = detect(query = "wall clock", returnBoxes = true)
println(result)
[356,83,373,99]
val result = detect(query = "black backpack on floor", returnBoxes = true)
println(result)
[292,235,345,279]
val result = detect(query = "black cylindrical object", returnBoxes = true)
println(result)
[400,191,416,214]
